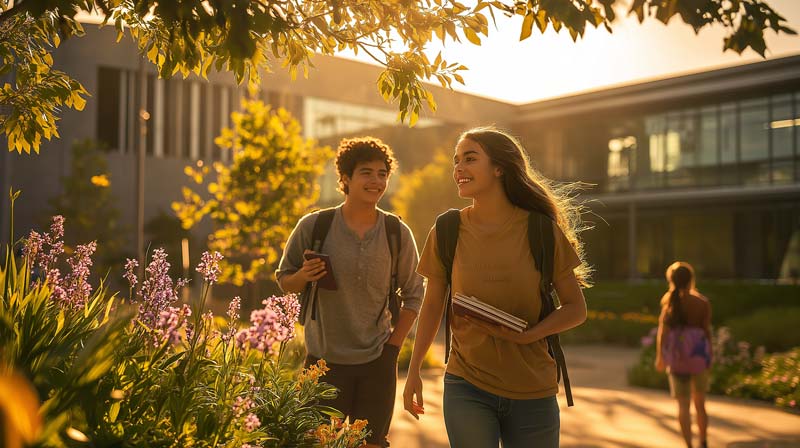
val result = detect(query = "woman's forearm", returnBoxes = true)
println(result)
[409,279,446,373]
[528,301,586,341]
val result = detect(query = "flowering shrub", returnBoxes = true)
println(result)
[628,325,798,411]
[0,207,367,446]
[726,348,800,411]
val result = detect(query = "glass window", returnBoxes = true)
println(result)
[96,67,121,151]
[303,97,442,140]
[720,102,738,185]
[740,97,768,162]
[698,105,718,167]
[639,114,666,189]
[771,94,795,184]
[665,109,701,187]
[739,97,770,185]
[607,136,635,191]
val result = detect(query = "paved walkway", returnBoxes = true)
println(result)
[388,345,800,448]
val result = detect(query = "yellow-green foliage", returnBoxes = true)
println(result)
[173,99,332,286]
[6,1,792,155]
[391,151,470,250]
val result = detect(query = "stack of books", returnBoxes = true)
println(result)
[452,292,528,333]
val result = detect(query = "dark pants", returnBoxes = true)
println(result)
[443,372,560,448]
[305,343,400,447]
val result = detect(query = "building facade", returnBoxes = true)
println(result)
[511,57,800,281]
[1,26,798,281]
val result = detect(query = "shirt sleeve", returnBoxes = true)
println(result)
[397,222,425,313]
[416,225,447,280]
[274,213,316,285]
[552,221,582,281]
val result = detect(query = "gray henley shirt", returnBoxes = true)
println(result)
[276,206,424,364]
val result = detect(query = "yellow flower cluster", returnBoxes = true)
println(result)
[296,359,330,390]
[313,416,368,447]
[586,310,658,324]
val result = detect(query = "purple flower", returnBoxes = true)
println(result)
[235,303,292,355]
[196,251,223,283]
[262,294,300,340]
[62,241,96,308]
[223,296,242,343]
[47,268,67,304]
[134,248,187,330]
[227,296,241,322]
[24,216,66,277]
[153,304,192,346]
[641,335,654,347]
[123,258,139,289]
[22,230,43,264]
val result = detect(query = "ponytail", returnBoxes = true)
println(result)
[664,261,695,328]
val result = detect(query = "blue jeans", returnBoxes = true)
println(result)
[443,373,560,448]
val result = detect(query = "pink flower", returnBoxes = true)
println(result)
[124,258,139,289]
[196,251,223,283]
[233,396,254,418]
[243,413,261,432]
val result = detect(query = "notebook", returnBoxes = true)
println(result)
[452,292,528,333]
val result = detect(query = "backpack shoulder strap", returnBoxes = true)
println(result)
[310,208,336,252]
[301,208,336,322]
[435,209,461,281]
[527,211,574,406]
[434,208,461,363]
[383,211,402,326]
[526,211,555,283]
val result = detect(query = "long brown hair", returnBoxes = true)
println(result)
[664,261,695,327]
[459,126,591,286]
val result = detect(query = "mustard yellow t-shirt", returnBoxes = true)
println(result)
[417,207,581,399]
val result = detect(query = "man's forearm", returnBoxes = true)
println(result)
[387,308,418,347]
[278,271,307,294]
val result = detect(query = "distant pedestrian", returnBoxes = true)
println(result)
[656,261,712,448]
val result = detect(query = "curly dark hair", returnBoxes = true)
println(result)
[335,137,397,194]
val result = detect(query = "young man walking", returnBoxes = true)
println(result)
[276,137,424,447]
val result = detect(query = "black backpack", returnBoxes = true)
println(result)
[299,207,402,326]
[435,208,574,406]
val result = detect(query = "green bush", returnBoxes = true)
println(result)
[585,281,800,326]
[561,313,655,346]
[578,281,799,348]
[724,308,800,352]
[397,337,443,372]
[626,336,669,390]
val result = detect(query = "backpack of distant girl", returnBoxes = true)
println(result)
[663,326,711,375]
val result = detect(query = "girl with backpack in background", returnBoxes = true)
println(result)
[402,126,591,448]
[655,261,713,448]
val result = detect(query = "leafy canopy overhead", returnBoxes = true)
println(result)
[1,0,795,154]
